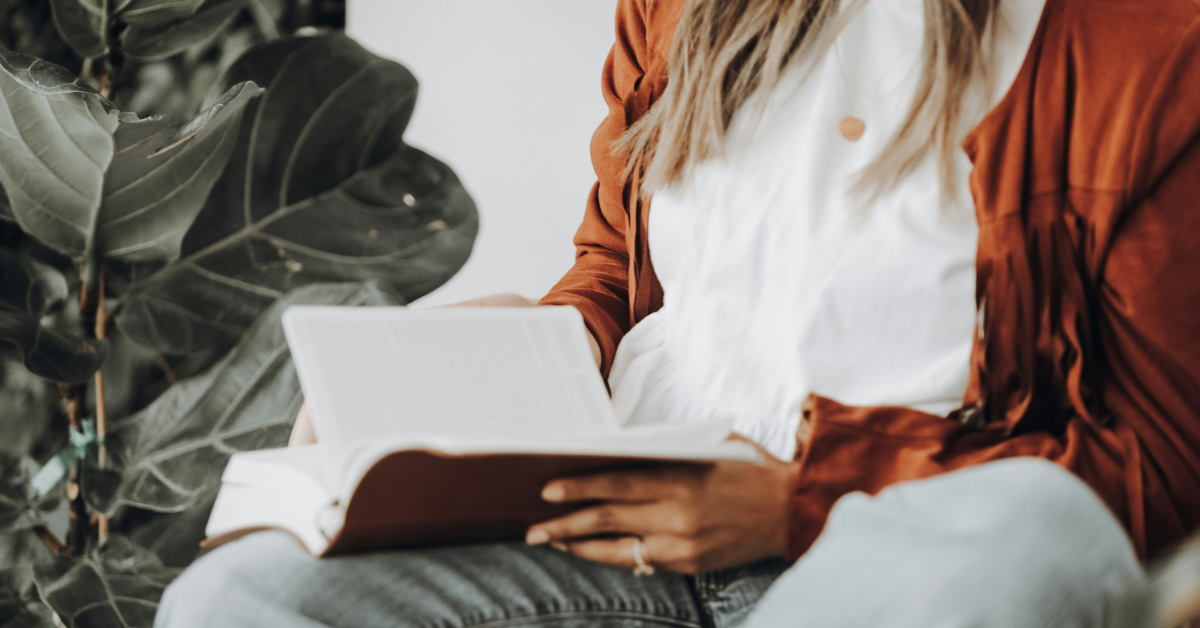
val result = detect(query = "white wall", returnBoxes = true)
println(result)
[347,0,620,306]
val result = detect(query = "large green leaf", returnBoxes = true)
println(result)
[116,35,478,354]
[0,50,113,258]
[33,535,176,628]
[0,48,263,263]
[122,488,216,567]
[48,0,108,59]
[51,0,224,61]
[0,183,11,222]
[123,0,249,62]
[0,313,100,384]
[0,248,104,383]
[0,353,57,455]
[0,453,61,535]
[0,566,56,628]
[0,249,68,320]
[107,0,208,28]
[90,281,403,517]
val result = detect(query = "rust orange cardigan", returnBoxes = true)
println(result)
[540,0,1200,561]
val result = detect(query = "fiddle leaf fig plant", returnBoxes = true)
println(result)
[0,1,477,626]
[91,280,405,518]
[0,453,61,536]
[117,35,477,353]
[121,0,250,62]
[46,0,110,59]
[32,535,176,628]
[0,565,57,628]
[0,248,104,383]
[50,0,240,60]
[0,49,262,269]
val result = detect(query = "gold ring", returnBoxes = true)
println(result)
[632,537,655,577]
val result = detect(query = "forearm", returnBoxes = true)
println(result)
[783,394,1188,561]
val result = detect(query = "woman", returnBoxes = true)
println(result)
[158,0,1200,625]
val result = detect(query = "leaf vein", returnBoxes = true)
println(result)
[183,263,285,298]
[279,61,380,209]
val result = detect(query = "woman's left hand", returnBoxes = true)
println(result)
[525,451,799,574]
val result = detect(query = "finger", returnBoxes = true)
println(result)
[542,466,701,503]
[527,502,671,543]
[553,535,708,574]
[558,535,703,573]
[557,535,645,569]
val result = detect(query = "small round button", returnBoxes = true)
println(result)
[839,116,865,141]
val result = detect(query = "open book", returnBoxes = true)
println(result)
[203,306,759,556]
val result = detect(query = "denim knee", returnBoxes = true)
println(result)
[742,458,1145,628]
[155,532,321,628]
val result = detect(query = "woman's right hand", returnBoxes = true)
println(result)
[286,293,602,447]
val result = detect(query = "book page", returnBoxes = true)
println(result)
[283,306,619,481]
[207,446,334,554]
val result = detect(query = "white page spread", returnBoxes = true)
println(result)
[283,306,621,482]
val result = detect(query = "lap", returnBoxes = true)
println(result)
[160,458,1143,628]
[745,458,1145,628]
[158,534,705,628]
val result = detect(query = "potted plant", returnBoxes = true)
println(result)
[0,2,478,625]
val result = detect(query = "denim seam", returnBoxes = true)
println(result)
[685,575,718,628]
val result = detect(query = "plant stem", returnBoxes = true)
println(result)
[92,275,111,541]
[63,263,103,555]
[94,273,108,470]
[32,524,64,556]
[64,381,90,555]
[154,354,178,385]
[67,0,122,550]
[97,2,125,104]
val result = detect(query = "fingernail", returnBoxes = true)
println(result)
[542,484,565,502]
[550,541,569,552]
[526,529,549,545]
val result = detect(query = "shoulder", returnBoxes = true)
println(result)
[1048,0,1200,79]
[1033,0,1200,194]
[612,0,685,73]
[643,0,686,66]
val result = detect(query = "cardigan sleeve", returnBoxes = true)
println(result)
[785,131,1200,562]
[539,0,652,377]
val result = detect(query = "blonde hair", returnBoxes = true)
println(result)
[619,0,999,198]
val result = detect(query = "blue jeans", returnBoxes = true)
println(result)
[157,535,787,628]
[159,459,1143,628]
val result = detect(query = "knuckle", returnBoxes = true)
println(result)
[670,511,699,536]
[607,474,633,496]
[678,539,702,561]
[593,507,618,531]
[662,538,699,564]
[673,473,704,498]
